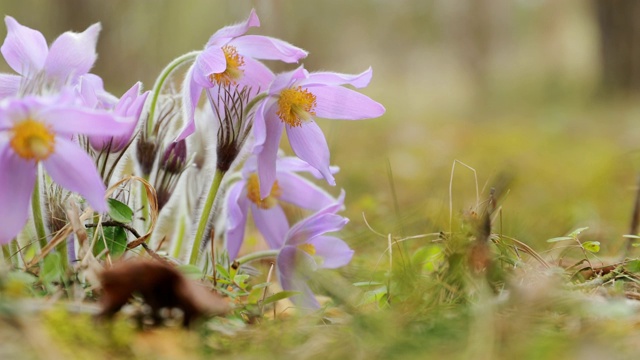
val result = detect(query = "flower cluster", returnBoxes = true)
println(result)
[0,10,384,310]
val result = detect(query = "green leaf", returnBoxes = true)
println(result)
[177,265,203,279]
[251,282,272,290]
[41,252,63,285]
[547,236,573,243]
[626,260,640,273]
[361,286,388,306]
[247,287,264,305]
[582,241,600,253]
[353,281,384,287]
[233,274,250,289]
[107,198,134,224]
[262,291,301,305]
[215,264,230,279]
[567,227,589,238]
[93,226,127,258]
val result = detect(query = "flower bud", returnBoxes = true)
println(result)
[161,140,187,174]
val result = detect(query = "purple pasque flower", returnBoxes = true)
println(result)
[0,16,101,97]
[276,196,353,309]
[225,155,339,260]
[88,82,149,152]
[253,66,385,198]
[0,92,131,244]
[175,9,308,141]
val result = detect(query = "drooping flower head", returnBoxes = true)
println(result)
[224,155,340,260]
[253,66,386,198]
[88,82,149,152]
[175,9,308,141]
[275,195,353,309]
[0,92,131,244]
[0,16,101,98]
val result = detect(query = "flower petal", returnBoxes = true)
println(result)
[1,16,48,75]
[252,204,289,250]
[0,73,20,99]
[44,23,101,82]
[0,142,36,244]
[277,172,335,210]
[224,181,250,260]
[207,9,260,46]
[301,67,373,89]
[231,35,307,63]
[309,85,385,120]
[238,56,274,93]
[277,246,320,309]
[286,212,348,247]
[257,112,284,199]
[309,235,354,269]
[43,137,107,212]
[193,46,226,88]
[276,156,339,180]
[175,66,201,141]
[286,121,334,185]
[40,106,129,137]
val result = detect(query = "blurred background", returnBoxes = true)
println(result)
[2,0,640,255]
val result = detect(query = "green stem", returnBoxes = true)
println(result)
[2,244,11,266]
[190,169,226,265]
[146,51,200,136]
[244,92,268,116]
[31,171,47,250]
[9,239,19,267]
[172,214,187,259]
[235,249,280,265]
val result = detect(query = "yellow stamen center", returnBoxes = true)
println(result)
[209,45,245,85]
[246,173,282,209]
[297,243,316,256]
[10,119,55,161]
[277,86,317,127]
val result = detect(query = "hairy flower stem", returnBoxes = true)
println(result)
[235,249,280,265]
[31,172,47,250]
[146,51,200,136]
[244,92,267,114]
[190,169,226,265]
[172,214,187,259]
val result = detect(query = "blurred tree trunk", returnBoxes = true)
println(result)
[594,0,640,94]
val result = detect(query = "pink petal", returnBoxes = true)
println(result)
[301,67,373,89]
[225,182,250,260]
[276,156,339,180]
[231,35,307,63]
[207,9,260,46]
[193,46,226,88]
[277,246,320,309]
[257,112,284,199]
[309,85,385,120]
[252,204,289,250]
[286,213,348,246]
[238,56,274,92]
[175,66,201,141]
[43,137,107,212]
[0,73,20,99]
[0,143,36,244]
[44,23,101,82]
[269,66,306,94]
[309,235,354,269]
[277,172,335,210]
[286,121,334,185]
[1,16,48,75]
[40,107,129,137]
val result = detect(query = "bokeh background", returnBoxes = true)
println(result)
[2,0,640,255]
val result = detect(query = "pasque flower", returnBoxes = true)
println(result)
[175,9,308,141]
[0,92,131,244]
[88,82,149,152]
[0,16,101,97]
[276,196,353,309]
[253,66,385,198]
[224,155,339,260]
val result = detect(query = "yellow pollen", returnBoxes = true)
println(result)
[246,173,282,209]
[209,45,245,85]
[277,86,317,127]
[10,119,55,161]
[297,243,316,256]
